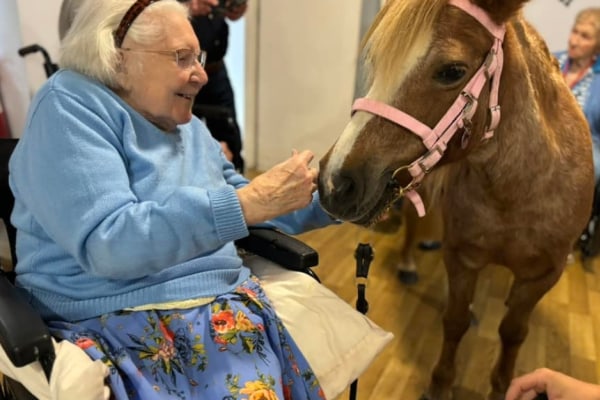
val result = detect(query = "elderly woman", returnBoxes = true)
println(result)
[555,7,600,179]
[9,0,333,398]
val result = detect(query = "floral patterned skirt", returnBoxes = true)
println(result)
[48,277,324,400]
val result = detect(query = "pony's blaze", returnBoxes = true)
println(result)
[319,114,376,223]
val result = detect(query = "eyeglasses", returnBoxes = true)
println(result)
[114,0,162,49]
[121,48,207,69]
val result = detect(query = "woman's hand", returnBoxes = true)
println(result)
[505,368,600,400]
[220,141,234,162]
[237,150,318,225]
[225,3,247,21]
[186,0,219,17]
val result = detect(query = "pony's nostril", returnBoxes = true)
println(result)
[332,173,362,202]
[335,176,354,197]
[319,170,365,219]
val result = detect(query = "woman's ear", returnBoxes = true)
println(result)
[115,50,126,73]
[113,51,130,90]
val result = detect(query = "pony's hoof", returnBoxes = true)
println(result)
[398,270,419,285]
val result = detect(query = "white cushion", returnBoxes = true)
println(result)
[246,255,394,400]
[0,338,110,400]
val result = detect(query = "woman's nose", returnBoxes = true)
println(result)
[191,65,208,85]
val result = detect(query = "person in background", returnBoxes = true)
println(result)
[10,0,333,398]
[505,368,600,400]
[182,0,246,172]
[555,7,600,179]
[555,8,600,262]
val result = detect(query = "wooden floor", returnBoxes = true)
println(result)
[2,198,599,399]
[294,219,600,400]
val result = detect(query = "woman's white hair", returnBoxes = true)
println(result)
[60,0,189,88]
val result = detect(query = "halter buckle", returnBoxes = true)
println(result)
[418,145,444,174]
[390,165,420,194]
[461,91,478,121]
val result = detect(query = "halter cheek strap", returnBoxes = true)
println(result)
[352,0,506,217]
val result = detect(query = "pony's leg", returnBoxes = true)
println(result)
[424,257,478,400]
[487,267,562,400]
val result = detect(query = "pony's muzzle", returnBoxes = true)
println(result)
[317,168,366,219]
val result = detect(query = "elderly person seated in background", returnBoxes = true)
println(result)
[9,0,334,398]
[555,7,600,180]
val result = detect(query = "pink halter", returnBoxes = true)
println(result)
[352,0,506,217]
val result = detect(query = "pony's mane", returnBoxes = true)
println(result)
[362,0,446,93]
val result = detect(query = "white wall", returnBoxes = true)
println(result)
[16,0,63,96]
[0,0,54,138]
[249,0,362,171]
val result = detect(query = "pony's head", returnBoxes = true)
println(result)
[318,0,528,224]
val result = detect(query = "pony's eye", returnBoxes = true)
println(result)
[434,63,467,84]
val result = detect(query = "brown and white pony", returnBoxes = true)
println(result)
[318,0,594,399]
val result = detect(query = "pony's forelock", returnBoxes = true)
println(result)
[362,0,446,100]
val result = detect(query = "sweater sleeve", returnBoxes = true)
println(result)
[10,81,248,280]
[586,75,600,141]
[250,193,339,235]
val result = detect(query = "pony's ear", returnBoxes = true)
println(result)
[472,0,531,24]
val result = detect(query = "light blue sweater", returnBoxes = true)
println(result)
[9,70,334,322]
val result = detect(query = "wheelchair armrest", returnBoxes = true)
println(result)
[0,272,54,377]
[236,228,319,271]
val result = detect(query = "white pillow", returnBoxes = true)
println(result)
[0,338,110,400]
[246,255,394,400]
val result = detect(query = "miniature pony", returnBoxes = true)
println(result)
[318,0,594,399]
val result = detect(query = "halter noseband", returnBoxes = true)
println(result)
[352,0,506,217]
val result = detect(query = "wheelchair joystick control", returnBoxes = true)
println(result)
[354,243,373,316]
[350,242,374,400]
